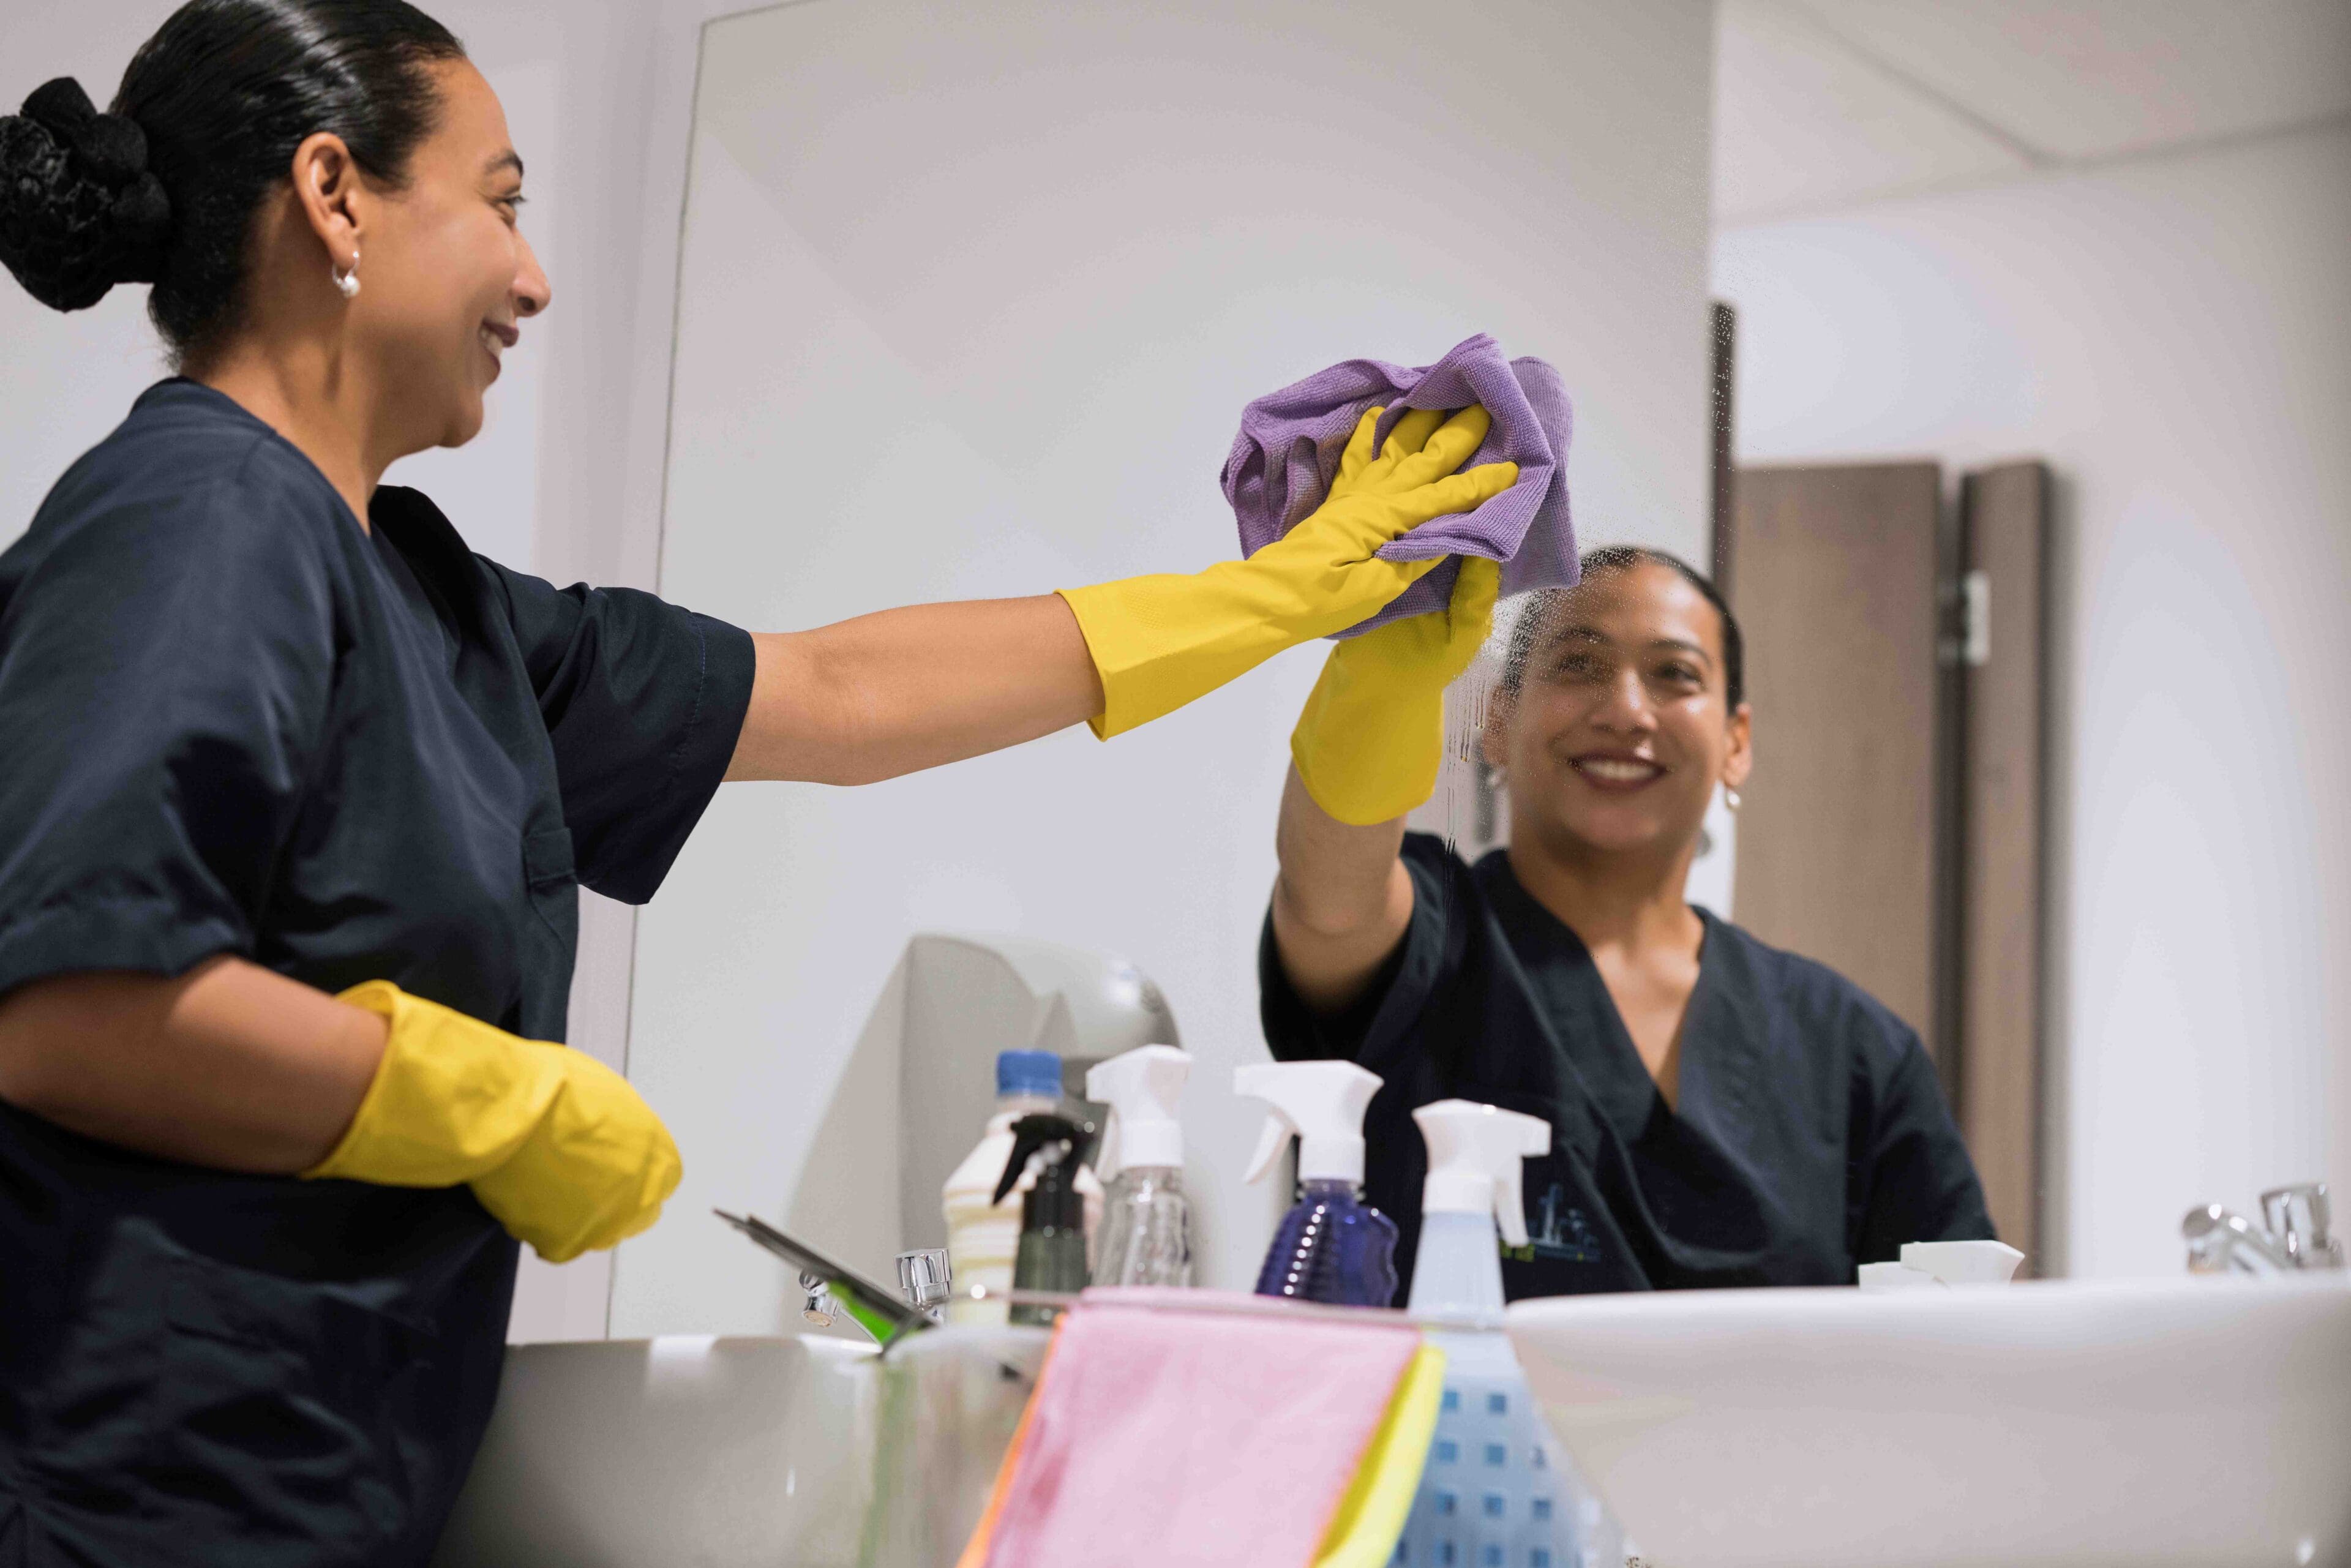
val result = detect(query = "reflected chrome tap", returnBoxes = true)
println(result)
[799,1269,838,1327]
[2184,1184,2343,1275]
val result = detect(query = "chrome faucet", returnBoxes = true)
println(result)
[896,1248,954,1322]
[2183,1183,2344,1275]
[799,1269,839,1327]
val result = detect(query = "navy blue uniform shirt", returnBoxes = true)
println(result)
[1261,834,1994,1304]
[0,380,754,1567]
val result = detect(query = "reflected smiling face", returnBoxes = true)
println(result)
[1488,561,1752,868]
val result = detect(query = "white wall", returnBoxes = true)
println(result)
[1714,124,2351,1278]
[616,0,1718,1338]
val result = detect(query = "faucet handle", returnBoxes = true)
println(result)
[2259,1184,2344,1269]
[896,1248,954,1317]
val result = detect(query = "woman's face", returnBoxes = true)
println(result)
[1488,561,1752,866]
[349,60,550,450]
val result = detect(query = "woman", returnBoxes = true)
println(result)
[0,3,1513,1562]
[1262,544,1994,1304]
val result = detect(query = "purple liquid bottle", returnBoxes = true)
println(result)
[1235,1060,1398,1307]
[1255,1177,1400,1306]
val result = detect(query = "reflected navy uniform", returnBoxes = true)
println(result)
[1262,834,1994,1304]
[0,381,755,1566]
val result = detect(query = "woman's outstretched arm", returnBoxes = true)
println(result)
[724,595,1101,785]
[723,406,1516,786]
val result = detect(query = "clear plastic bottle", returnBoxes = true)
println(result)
[1085,1046,1194,1288]
[1091,1165,1193,1288]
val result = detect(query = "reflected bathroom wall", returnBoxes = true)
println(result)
[615,0,1717,1335]
[1709,1,2351,1276]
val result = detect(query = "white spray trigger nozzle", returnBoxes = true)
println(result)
[1412,1099,1550,1248]
[1234,1060,1382,1186]
[1085,1045,1190,1179]
[1244,1111,1293,1185]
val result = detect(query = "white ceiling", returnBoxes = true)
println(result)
[1714,0,2351,223]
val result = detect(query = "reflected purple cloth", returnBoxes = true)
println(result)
[1222,332,1576,637]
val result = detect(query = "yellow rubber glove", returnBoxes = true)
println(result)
[1059,405,1517,738]
[304,981,682,1263]
[1290,553,1501,826]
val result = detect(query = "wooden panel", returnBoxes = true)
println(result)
[1958,462,2049,1268]
[1729,463,1944,1043]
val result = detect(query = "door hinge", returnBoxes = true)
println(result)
[1961,569,1990,667]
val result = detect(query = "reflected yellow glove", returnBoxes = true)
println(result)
[1059,405,1517,738]
[1291,554,1501,826]
[304,981,682,1264]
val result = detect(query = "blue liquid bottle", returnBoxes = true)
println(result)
[1235,1062,1398,1307]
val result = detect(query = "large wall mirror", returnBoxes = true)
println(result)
[611,0,2349,1337]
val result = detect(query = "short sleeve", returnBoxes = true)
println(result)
[1848,1027,1998,1262]
[0,463,336,997]
[1259,833,1466,1068]
[481,561,756,904]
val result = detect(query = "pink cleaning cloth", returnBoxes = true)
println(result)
[980,1288,1422,1568]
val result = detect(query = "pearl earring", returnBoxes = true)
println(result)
[332,252,361,300]
[1724,786,1742,812]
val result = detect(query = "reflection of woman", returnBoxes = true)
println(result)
[0,4,1511,1560]
[1264,546,1994,1302]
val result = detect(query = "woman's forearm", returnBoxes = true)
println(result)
[725,594,1104,785]
[1270,764,1416,1014]
[0,957,385,1173]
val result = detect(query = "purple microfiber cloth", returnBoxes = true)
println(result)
[1222,332,1576,637]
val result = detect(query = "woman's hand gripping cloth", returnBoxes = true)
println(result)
[962,1289,1438,1568]
[1059,406,1516,738]
[303,981,682,1262]
[1292,556,1501,825]
[1224,332,1576,637]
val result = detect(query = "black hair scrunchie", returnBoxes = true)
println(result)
[0,76,173,312]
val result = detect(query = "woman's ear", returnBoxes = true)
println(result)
[289,131,364,271]
[1722,700,1755,792]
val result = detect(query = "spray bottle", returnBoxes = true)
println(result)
[1398,1100,1618,1568]
[942,1049,1063,1325]
[1084,1045,1193,1288]
[1235,1060,1398,1306]
[991,1112,1093,1324]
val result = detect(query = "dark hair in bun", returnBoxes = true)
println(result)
[0,0,464,367]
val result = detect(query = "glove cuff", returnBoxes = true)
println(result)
[1289,655,1447,827]
[302,981,558,1186]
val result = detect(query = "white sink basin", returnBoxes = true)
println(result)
[1507,1274,2351,1568]
[431,1334,876,1568]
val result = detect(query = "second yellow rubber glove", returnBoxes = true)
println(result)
[304,981,682,1263]
[1290,555,1501,826]
[1059,405,1517,738]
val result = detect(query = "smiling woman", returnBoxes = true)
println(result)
[0,2,1517,1560]
[1264,544,1995,1305]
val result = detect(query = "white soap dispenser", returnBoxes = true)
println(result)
[1086,1045,1193,1288]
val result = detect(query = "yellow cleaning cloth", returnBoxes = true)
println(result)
[1312,1341,1449,1568]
